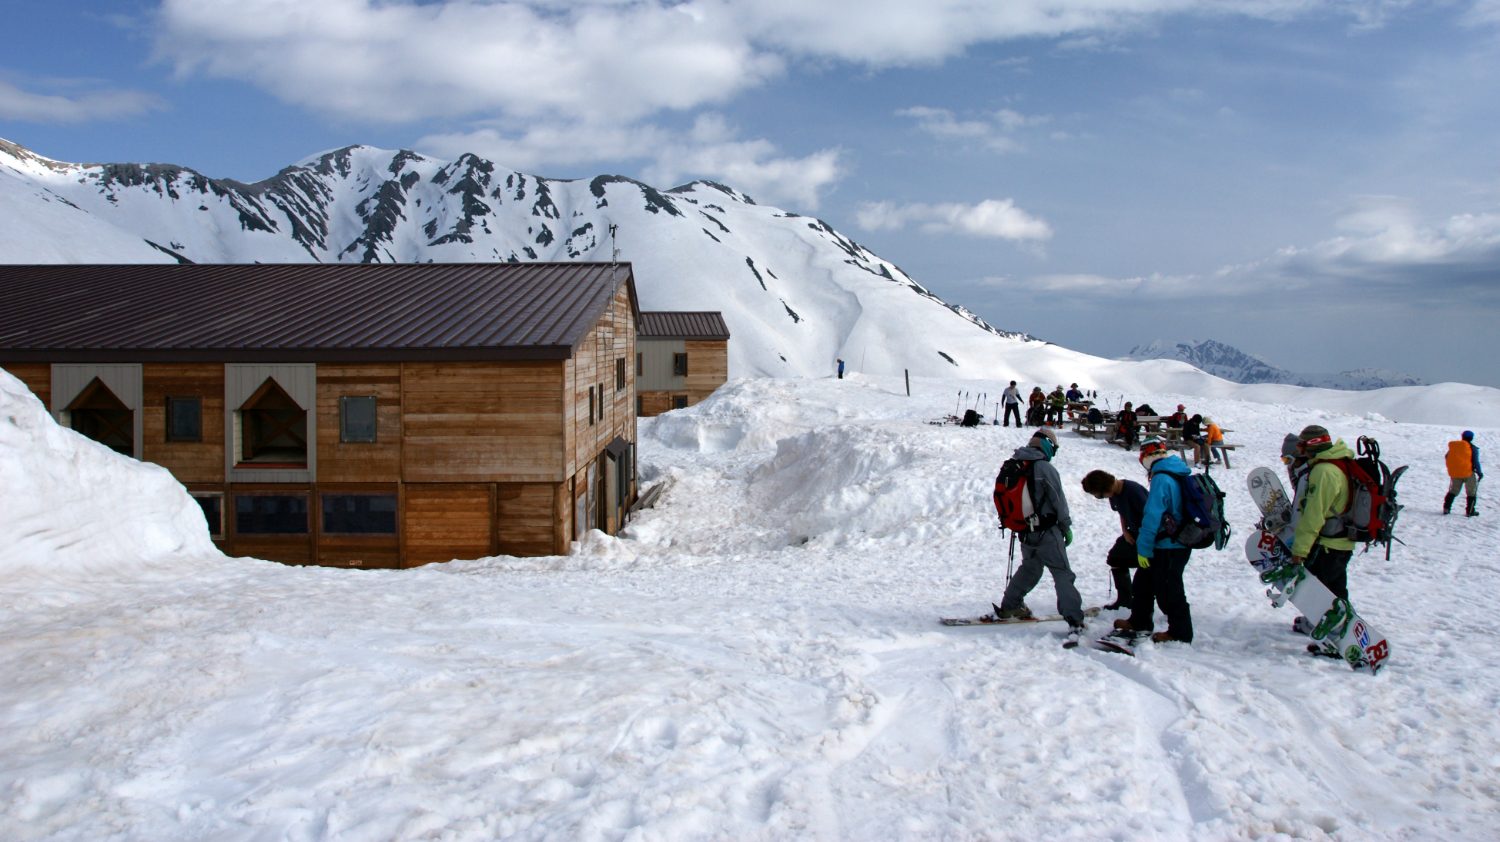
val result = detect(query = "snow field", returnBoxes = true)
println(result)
[2,367,1499,840]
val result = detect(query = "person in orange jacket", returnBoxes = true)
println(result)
[1445,431,1483,517]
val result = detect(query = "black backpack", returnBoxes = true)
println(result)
[1166,471,1230,550]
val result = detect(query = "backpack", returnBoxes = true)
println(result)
[993,458,1054,533]
[1165,471,1230,550]
[961,409,981,427]
[1319,436,1407,557]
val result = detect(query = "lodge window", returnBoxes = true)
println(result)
[616,358,626,391]
[673,353,689,377]
[235,493,309,534]
[66,377,134,456]
[588,385,596,425]
[339,395,377,443]
[673,395,689,409]
[193,493,223,539]
[636,353,643,377]
[239,378,307,467]
[166,396,202,443]
[322,494,397,535]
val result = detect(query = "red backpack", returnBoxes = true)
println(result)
[1318,436,1407,557]
[994,458,1042,533]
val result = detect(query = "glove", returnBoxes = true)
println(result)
[1136,554,1150,569]
[1064,527,1074,546]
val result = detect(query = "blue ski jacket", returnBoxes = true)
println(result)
[1137,454,1192,558]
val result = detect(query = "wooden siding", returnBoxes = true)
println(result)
[403,484,495,566]
[496,483,560,556]
[684,339,728,396]
[3,364,51,410]
[401,361,566,483]
[142,363,226,483]
[316,364,403,483]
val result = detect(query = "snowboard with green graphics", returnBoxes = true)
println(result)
[1246,467,1391,675]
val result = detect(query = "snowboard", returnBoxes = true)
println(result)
[940,605,1102,627]
[1088,630,1145,656]
[1245,468,1391,675]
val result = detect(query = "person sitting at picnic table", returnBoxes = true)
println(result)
[1183,413,1206,465]
[1136,403,1157,418]
[1165,404,1187,429]
[1111,402,1140,450]
[1203,416,1226,465]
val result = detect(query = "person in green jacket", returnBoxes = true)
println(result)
[1289,424,1358,602]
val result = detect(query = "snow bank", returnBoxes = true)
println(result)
[0,369,220,573]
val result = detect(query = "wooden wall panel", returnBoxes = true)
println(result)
[402,361,566,483]
[638,392,674,417]
[3,364,50,408]
[316,364,403,483]
[403,483,495,566]
[684,339,728,395]
[142,363,225,483]
[496,482,561,556]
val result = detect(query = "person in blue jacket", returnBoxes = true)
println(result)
[1120,437,1195,643]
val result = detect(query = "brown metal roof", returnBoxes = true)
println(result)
[638,311,730,340]
[0,263,639,363]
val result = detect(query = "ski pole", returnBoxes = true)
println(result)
[1005,529,1017,586]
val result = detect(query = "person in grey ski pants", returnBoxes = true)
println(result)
[995,429,1085,629]
[1000,526,1084,624]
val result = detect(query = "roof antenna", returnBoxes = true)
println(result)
[608,224,620,265]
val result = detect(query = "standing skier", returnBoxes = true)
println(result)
[991,428,1087,641]
[1047,386,1067,426]
[1001,381,1023,427]
[836,358,845,379]
[1445,430,1483,517]
[1289,425,1356,601]
[1121,438,1195,643]
[1082,469,1149,611]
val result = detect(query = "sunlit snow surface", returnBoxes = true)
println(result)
[2,367,1498,840]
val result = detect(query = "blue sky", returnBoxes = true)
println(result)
[4,0,1500,387]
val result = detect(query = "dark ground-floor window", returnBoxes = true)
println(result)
[236,494,309,534]
[322,494,397,534]
[193,494,223,538]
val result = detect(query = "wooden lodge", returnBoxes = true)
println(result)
[635,311,730,416]
[0,262,642,568]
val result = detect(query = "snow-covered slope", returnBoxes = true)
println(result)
[0,138,1033,381]
[3,366,1498,840]
[1127,339,1427,390]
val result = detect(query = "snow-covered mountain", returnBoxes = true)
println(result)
[1125,339,1427,391]
[0,138,1036,381]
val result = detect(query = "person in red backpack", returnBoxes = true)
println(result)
[1445,430,1482,517]
[1290,425,1356,602]
[989,428,1087,641]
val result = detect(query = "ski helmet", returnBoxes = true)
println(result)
[1138,437,1169,470]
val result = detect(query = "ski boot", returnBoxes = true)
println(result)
[1444,493,1455,515]
[1468,497,1479,518]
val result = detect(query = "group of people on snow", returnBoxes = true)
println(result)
[984,418,1482,650]
[1000,381,1097,429]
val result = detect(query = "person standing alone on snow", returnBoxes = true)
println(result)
[990,428,1087,641]
[836,358,845,379]
[1002,381,1022,427]
[1445,431,1483,517]
[1120,438,1195,643]
[1289,425,1357,607]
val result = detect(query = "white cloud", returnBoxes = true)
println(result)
[897,106,1048,153]
[0,79,164,123]
[642,116,843,210]
[155,0,782,123]
[857,199,1052,241]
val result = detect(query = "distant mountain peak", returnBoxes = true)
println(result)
[1125,338,1426,390]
